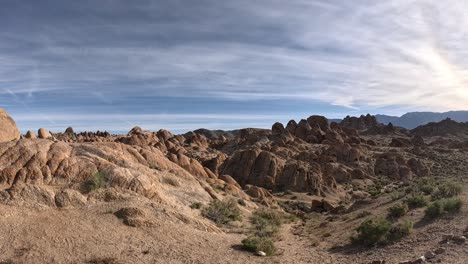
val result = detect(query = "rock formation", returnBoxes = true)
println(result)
[0,109,20,142]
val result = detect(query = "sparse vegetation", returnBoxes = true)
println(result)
[419,184,435,195]
[390,191,405,201]
[148,163,161,170]
[404,194,427,209]
[251,208,283,237]
[425,200,444,218]
[237,199,247,206]
[425,198,463,219]
[415,177,436,194]
[84,171,106,192]
[351,218,391,246]
[351,217,413,246]
[241,236,276,256]
[190,202,202,209]
[202,199,242,225]
[388,220,413,241]
[433,181,462,199]
[162,176,180,187]
[355,210,372,219]
[387,204,408,219]
[444,197,463,213]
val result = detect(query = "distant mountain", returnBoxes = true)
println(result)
[374,111,468,129]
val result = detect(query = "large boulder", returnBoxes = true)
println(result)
[38,128,52,139]
[0,109,20,142]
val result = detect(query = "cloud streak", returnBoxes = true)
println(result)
[1,0,468,132]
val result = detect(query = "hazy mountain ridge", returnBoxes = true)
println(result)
[375,111,468,129]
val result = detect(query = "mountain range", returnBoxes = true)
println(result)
[333,111,468,129]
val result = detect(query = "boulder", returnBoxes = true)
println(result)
[25,130,37,139]
[65,127,75,134]
[38,128,52,139]
[271,122,285,135]
[0,108,20,142]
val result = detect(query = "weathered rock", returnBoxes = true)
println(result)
[0,109,20,142]
[219,175,241,189]
[390,137,413,147]
[55,189,87,207]
[114,207,153,227]
[433,247,445,255]
[272,122,285,135]
[25,130,37,139]
[65,127,75,134]
[38,128,52,139]
[411,135,425,146]
[424,251,436,259]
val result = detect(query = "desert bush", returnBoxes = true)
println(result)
[351,218,391,246]
[238,199,247,206]
[241,236,276,256]
[387,204,408,219]
[84,171,106,192]
[390,191,405,201]
[425,200,444,219]
[425,198,463,219]
[251,208,284,237]
[355,210,372,219]
[202,199,241,225]
[148,163,161,170]
[443,197,463,213]
[190,202,202,209]
[419,184,435,195]
[162,176,180,187]
[388,220,413,241]
[404,194,427,209]
[433,181,462,199]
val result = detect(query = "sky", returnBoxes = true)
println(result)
[2,0,468,133]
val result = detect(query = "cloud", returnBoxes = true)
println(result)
[1,0,468,131]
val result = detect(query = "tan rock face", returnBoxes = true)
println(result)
[38,128,52,139]
[0,109,20,142]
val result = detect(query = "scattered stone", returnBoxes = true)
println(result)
[433,247,445,255]
[424,251,436,259]
[256,251,267,257]
[453,235,466,244]
[442,234,454,241]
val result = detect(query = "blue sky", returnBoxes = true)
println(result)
[2,0,468,133]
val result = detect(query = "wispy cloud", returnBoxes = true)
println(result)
[1,0,468,131]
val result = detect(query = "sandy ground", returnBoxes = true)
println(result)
[0,201,332,264]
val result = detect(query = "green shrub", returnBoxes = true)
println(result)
[250,208,284,237]
[388,220,413,241]
[425,200,444,219]
[190,202,202,209]
[387,204,408,219]
[355,210,372,219]
[352,218,391,246]
[433,182,462,199]
[425,198,463,219]
[84,171,106,192]
[390,191,405,201]
[202,199,242,225]
[443,197,463,213]
[405,194,427,209]
[419,184,435,195]
[238,199,247,206]
[241,236,276,256]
